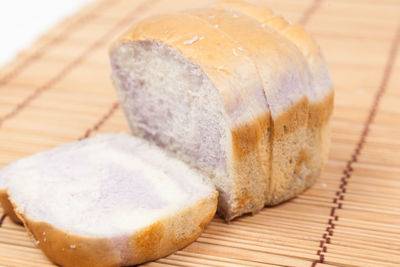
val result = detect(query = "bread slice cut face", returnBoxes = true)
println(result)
[0,133,217,267]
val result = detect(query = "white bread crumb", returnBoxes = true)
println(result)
[232,48,238,56]
[184,36,199,45]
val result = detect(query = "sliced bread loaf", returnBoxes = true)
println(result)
[0,133,217,267]
[110,4,333,220]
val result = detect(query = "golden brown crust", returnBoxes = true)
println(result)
[21,218,120,267]
[309,91,334,180]
[227,119,262,219]
[9,191,218,267]
[268,96,309,204]
[272,97,309,136]
[0,189,21,224]
[308,90,334,128]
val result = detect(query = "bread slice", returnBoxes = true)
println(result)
[218,0,334,200]
[110,13,271,220]
[0,133,217,267]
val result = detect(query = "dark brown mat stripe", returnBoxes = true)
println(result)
[298,0,322,26]
[79,102,120,140]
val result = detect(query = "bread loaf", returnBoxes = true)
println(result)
[0,134,217,266]
[110,2,332,220]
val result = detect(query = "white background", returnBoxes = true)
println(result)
[0,0,93,66]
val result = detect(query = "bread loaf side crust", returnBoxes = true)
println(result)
[226,111,270,220]
[310,91,334,173]
[267,96,309,204]
[276,23,334,186]
[9,191,218,267]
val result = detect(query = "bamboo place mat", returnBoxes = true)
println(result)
[0,0,399,266]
